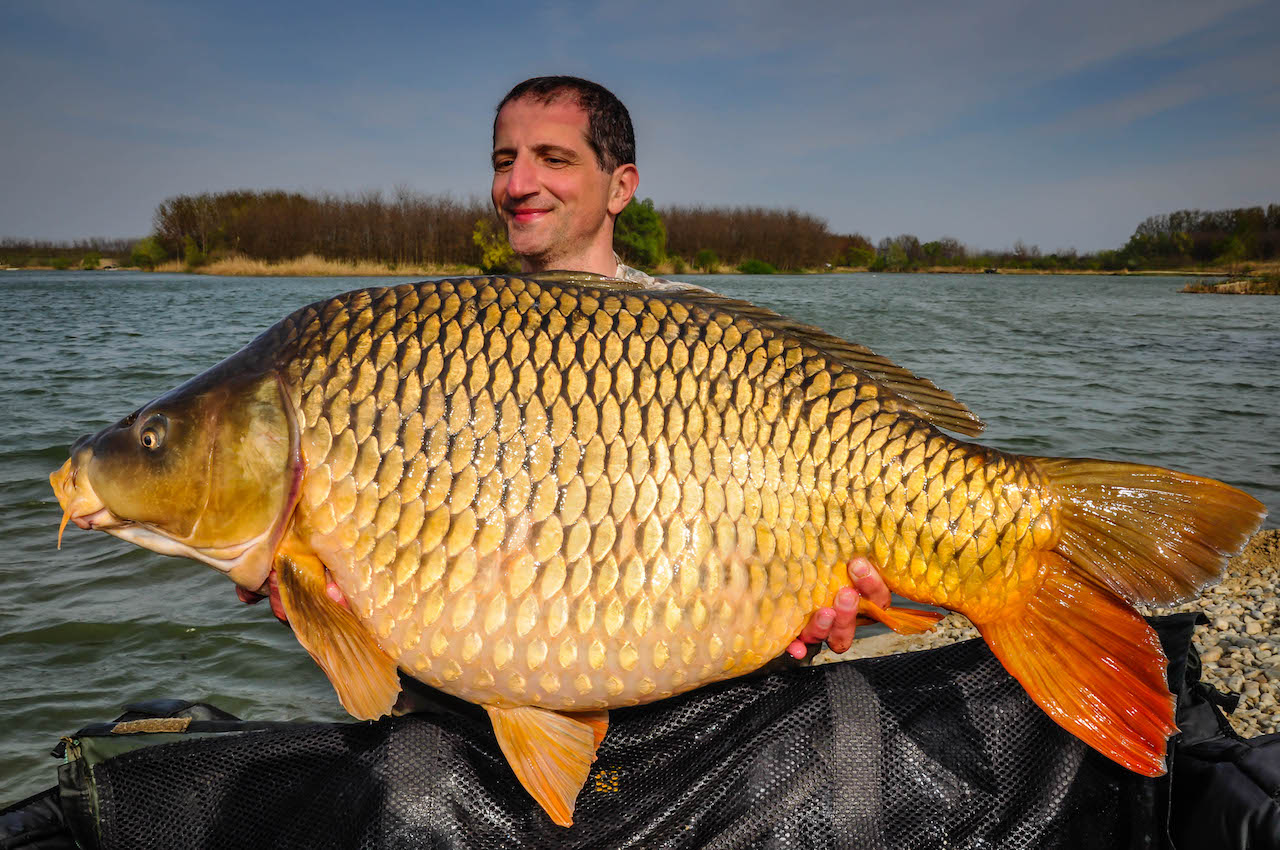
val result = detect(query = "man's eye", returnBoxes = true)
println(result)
[493,158,513,171]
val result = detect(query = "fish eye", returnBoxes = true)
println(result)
[139,415,167,451]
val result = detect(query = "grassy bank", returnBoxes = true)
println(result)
[156,253,481,277]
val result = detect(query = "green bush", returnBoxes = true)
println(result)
[694,248,718,272]
[670,256,687,275]
[50,256,72,270]
[737,259,777,274]
[81,251,101,270]
[843,245,875,267]
[471,218,518,274]
[182,235,207,270]
[614,198,666,271]
[130,236,168,270]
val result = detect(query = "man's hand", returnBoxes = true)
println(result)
[786,556,889,659]
[236,570,348,623]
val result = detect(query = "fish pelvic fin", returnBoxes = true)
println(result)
[857,597,946,635]
[1036,457,1265,606]
[485,705,609,828]
[275,547,400,721]
[978,557,1176,775]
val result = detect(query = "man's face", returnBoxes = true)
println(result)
[491,96,619,269]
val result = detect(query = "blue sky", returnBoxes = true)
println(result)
[3,0,1277,252]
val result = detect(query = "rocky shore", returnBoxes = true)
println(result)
[1180,277,1280,295]
[831,529,1279,738]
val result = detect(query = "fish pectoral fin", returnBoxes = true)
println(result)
[975,554,1175,777]
[857,598,946,635]
[486,705,608,828]
[275,550,400,721]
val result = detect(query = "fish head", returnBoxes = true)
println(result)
[51,367,300,592]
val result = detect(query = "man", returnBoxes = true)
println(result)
[241,76,889,661]
[489,75,890,656]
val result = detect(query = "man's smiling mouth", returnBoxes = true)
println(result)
[510,207,551,223]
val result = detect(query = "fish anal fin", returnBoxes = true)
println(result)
[486,705,607,827]
[858,597,946,635]
[563,709,610,749]
[275,548,400,721]
[976,555,1175,776]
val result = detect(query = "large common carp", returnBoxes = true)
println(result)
[51,273,1264,825]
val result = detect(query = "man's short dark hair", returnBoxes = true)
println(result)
[495,76,635,173]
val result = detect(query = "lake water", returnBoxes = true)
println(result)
[1,270,1276,800]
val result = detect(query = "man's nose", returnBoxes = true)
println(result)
[504,155,538,198]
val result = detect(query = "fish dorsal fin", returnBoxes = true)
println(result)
[486,705,609,827]
[274,543,401,720]
[756,309,984,435]
[648,287,984,436]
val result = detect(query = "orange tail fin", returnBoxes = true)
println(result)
[1037,458,1264,606]
[978,557,1175,775]
[976,458,1265,775]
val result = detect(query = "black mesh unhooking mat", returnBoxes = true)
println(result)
[31,615,1227,849]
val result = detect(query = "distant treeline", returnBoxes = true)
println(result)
[659,205,855,271]
[152,191,875,272]
[154,189,491,267]
[1122,205,1280,268]
[0,237,134,269]
[3,192,1277,274]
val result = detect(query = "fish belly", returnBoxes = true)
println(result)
[307,513,850,710]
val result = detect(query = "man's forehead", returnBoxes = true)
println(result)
[494,95,591,144]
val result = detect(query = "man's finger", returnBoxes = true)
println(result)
[236,586,264,605]
[801,607,836,643]
[825,586,861,654]
[267,571,288,623]
[325,579,349,609]
[849,556,891,608]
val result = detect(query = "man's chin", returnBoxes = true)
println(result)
[507,238,553,267]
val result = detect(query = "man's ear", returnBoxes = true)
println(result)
[607,164,639,215]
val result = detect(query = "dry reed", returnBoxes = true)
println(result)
[172,253,480,277]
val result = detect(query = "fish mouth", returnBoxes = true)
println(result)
[69,506,129,532]
[51,457,115,548]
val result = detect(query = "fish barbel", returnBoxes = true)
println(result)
[50,273,1265,825]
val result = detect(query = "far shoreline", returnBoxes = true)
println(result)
[6,255,1262,279]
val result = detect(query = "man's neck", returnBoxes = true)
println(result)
[519,243,618,277]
